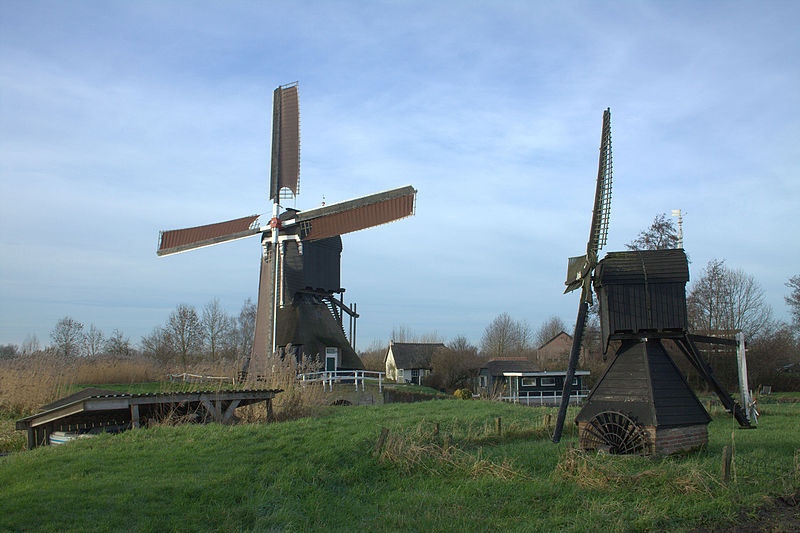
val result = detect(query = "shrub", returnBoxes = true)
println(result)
[454,388,472,400]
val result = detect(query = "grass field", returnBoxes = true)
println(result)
[1,399,798,532]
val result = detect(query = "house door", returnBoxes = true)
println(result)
[325,347,337,372]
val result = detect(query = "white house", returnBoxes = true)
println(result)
[384,341,446,384]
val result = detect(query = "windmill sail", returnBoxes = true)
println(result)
[552,108,612,443]
[269,83,300,201]
[157,215,261,256]
[294,185,416,241]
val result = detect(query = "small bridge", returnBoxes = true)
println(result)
[298,370,385,392]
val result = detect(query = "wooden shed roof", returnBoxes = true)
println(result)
[594,249,689,286]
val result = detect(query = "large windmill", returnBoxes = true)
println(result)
[157,83,417,377]
[551,108,613,443]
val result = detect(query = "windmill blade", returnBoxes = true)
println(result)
[553,108,613,443]
[157,215,262,256]
[269,82,300,201]
[291,185,416,241]
[587,108,613,258]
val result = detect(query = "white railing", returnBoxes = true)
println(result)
[297,370,384,392]
[499,390,590,406]
[168,373,234,385]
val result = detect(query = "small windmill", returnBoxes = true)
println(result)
[551,108,613,443]
[551,110,754,452]
[157,83,417,377]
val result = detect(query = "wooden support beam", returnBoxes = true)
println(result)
[131,404,140,428]
[222,400,241,424]
[27,428,35,450]
[200,399,222,422]
[266,398,274,422]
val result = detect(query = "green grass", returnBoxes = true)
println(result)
[1,401,798,532]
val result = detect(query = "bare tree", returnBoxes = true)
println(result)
[84,324,105,357]
[688,259,773,339]
[235,298,256,359]
[786,274,800,328]
[0,344,18,359]
[105,329,132,356]
[535,315,567,348]
[425,337,482,392]
[626,213,679,251]
[390,325,441,343]
[166,304,204,367]
[141,326,173,364]
[479,313,531,358]
[21,334,40,355]
[358,339,387,371]
[50,316,85,357]
[202,298,234,361]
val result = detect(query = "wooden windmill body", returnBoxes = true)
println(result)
[157,83,416,378]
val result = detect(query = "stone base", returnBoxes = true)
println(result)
[646,424,708,455]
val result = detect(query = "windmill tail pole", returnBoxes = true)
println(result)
[552,299,589,443]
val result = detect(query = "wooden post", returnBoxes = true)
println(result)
[721,445,732,483]
[374,427,390,456]
[27,428,35,450]
[495,417,502,436]
[131,404,140,429]
[544,414,552,428]
[266,398,275,422]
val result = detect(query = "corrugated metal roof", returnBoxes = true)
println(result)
[157,215,261,256]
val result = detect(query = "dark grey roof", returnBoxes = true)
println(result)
[594,249,689,286]
[39,387,119,411]
[387,342,446,369]
[483,358,540,376]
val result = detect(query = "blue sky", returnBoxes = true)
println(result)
[1,1,798,350]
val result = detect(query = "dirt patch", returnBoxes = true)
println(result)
[694,492,800,533]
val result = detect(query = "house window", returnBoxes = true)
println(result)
[572,377,579,386]
[411,369,419,379]
[479,375,487,388]
[520,378,536,387]
[540,377,556,386]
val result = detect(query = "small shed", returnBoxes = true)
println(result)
[384,341,446,384]
[593,249,690,354]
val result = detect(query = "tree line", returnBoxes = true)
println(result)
[2,213,798,393]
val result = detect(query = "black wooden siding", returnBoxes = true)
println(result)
[594,250,689,353]
[576,340,709,428]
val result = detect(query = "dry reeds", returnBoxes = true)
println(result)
[235,354,326,423]
[377,423,527,480]
[554,447,720,495]
[0,353,164,416]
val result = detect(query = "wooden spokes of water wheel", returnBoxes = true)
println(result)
[579,411,651,455]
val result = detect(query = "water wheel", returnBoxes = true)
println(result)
[579,411,651,455]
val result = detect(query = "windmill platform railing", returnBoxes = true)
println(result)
[297,370,384,392]
[500,389,590,406]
